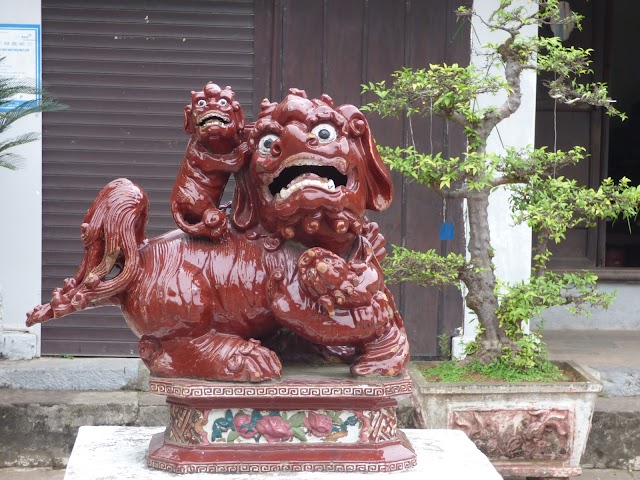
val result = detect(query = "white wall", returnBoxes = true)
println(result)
[537,283,640,330]
[453,0,536,356]
[0,0,43,359]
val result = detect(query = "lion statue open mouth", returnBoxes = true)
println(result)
[27,88,409,383]
[232,89,393,256]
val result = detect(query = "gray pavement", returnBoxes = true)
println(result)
[504,472,640,480]
[543,330,640,367]
[0,468,64,480]
[544,330,640,397]
[576,471,640,480]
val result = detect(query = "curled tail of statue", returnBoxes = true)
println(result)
[26,178,149,326]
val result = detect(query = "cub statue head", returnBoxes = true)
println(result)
[232,88,393,252]
[184,82,245,153]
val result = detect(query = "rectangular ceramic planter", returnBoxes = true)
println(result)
[409,361,602,480]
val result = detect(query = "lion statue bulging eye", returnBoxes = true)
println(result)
[218,98,229,107]
[311,123,337,143]
[258,134,279,155]
[196,99,207,108]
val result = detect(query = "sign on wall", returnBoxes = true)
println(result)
[0,24,41,111]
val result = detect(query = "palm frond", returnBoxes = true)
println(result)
[0,132,41,153]
[0,98,63,134]
[0,152,25,170]
[0,57,66,169]
[0,76,37,94]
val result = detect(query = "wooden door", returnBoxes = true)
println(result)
[255,0,470,357]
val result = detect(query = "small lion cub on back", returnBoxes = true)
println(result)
[171,82,247,241]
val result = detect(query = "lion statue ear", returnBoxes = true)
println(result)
[183,103,194,134]
[232,100,246,133]
[337,104,394,211]
[231,167,258,232]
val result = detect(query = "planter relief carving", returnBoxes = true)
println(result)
[450,409,573,461]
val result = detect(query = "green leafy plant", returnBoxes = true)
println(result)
[437,333,452,360]
[0,57,64,170]
[362,0,639,379]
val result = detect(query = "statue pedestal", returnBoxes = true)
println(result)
[147,365,416,473]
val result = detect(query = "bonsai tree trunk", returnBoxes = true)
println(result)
[463,189,513,362]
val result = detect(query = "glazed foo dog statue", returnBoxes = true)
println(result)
[27,88,410,383]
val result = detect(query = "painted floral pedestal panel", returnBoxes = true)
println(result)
[148,364,416,473]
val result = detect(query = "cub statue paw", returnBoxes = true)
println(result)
[297,247,374,316]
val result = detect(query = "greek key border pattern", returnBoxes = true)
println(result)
[149,458,417,474]
[149,378,412,399]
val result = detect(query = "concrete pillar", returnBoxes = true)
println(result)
[452,0,536,357]
[0,0,43,359]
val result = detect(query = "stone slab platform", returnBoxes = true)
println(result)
[63,426,502,480]
[4,467,640,480]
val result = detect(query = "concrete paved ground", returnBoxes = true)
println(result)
[543,330,640,367]
[504,472,640,480]
[544,330,640,397]
[1,467,637,480]
[576,471,640,480]
[0,468,64,480]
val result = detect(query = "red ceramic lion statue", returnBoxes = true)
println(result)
[27,88,409,383]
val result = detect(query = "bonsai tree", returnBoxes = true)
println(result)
[0,57,63,170]
[362,0,640,379]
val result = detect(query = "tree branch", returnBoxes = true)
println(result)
[433,185,471,199]
[479,35,522,141]
[491,176,523,188]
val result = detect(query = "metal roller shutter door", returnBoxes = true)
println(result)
[41,0,254,355]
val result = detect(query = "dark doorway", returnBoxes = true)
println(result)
[535,0,640,275]
[603,1,640,268]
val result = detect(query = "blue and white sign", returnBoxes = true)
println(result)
[0,24,41,111]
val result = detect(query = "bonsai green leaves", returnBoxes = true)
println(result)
[362,0,640,377]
